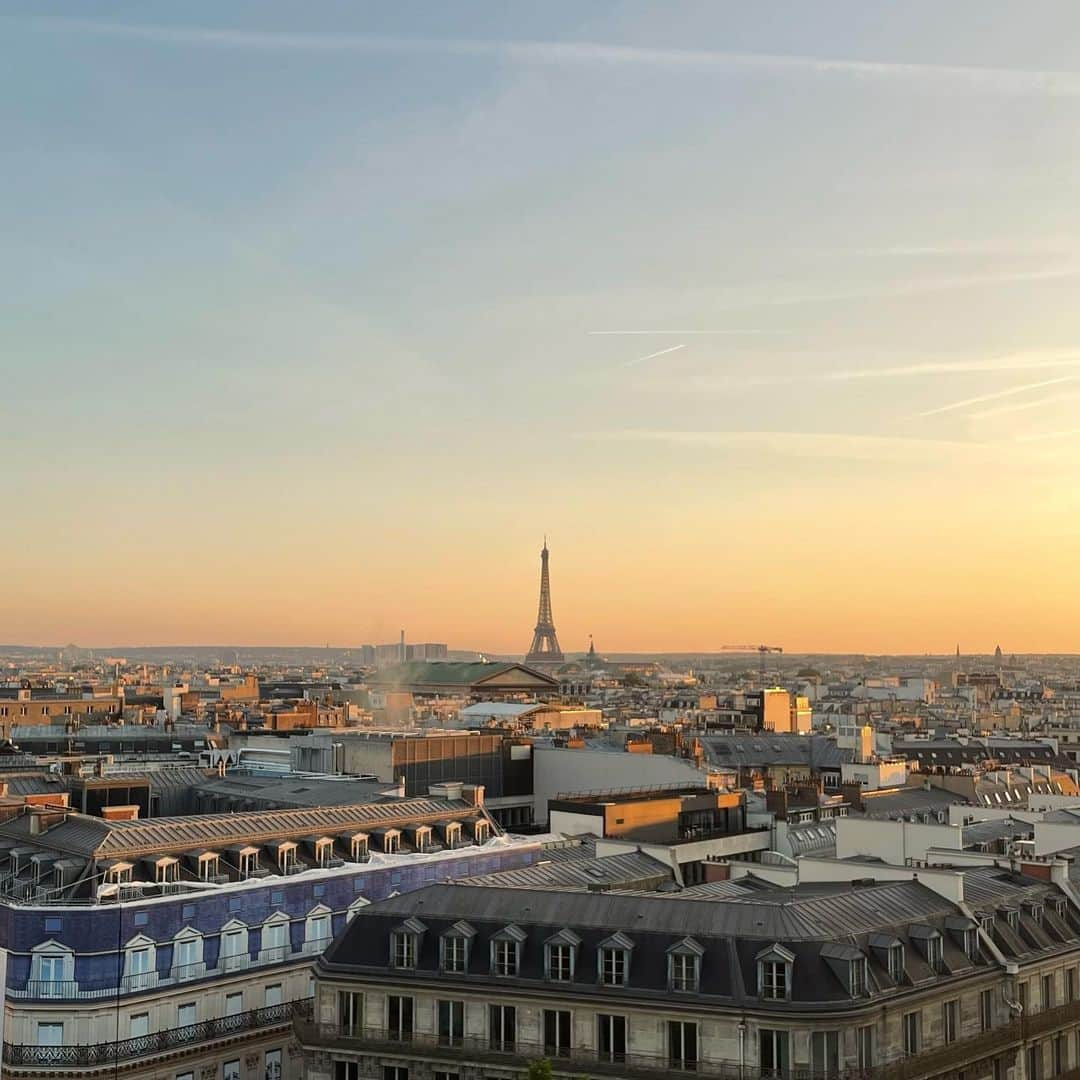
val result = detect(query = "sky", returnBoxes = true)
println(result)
[5,2,1080,654]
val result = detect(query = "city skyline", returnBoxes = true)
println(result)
[6,4,1080,652]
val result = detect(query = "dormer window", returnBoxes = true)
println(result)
[440,922,476,973]
[667,937,704,992]
[598,933,634,987]
[545,929,580,982]
[390,918,426,969]
[490,925,526,977]
[1023,901,1043,925]
[889,944,905,981]
[757,943,794,1001]
[820,943,868,997]
[999,907,1020,932]
[908,926,944,972]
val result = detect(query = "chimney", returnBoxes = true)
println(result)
[461,784,485,807]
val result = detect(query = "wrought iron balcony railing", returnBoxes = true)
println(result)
[3,999,307,1069]
[293,998,1080,1080]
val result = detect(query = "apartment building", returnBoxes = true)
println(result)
[296,865,1080,1080]
[0,795,540,1079]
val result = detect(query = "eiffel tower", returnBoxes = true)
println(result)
[525,539,564,668]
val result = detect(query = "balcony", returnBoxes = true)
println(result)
[293,1000,1080,1080]
[8,949,311,1002]
[4,999,306,1071]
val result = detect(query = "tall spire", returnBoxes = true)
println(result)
[525,539,564,668]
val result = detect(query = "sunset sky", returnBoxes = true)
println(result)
[5,3,1080,654]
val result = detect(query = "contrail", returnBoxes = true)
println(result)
[969,390,1080,420]
[16,17,1080,97]
[917,376,1078,418]
[1016,427,1080,443]
[628,344,687,366]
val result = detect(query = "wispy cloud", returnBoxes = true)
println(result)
[969,391,1080,420]
[1015,427,1080,443]
[825,349,1080,382]
[588,428,1080,466]
[916,376,1078,418]
[17,18,1080,97]
[589,429,999,464]
[627,344,687,367]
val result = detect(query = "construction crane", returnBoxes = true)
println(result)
[722,644,783,684]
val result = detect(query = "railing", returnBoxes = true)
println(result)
[290,1019,869,1080]
[8,950,316,1002]
[293,999,1080,1080]
[4,999,307,1069]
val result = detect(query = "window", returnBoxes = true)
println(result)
[1020,981,1029,1012]
[811,1031,839,1078]
[393,932,417,969]
[219,923,249,971]
[434,1073,458,1080]
[261,918,289,961]
[856,1026,873,1071]
[306,910,332,952]
[37,1023,63,1047]
[601,947,627,986]
[225,992,243,1016]
[437,1000,464,1047]
[669,1021,698,1070]
[383,1069,408,1080]
[548,941,574,984]
[760,1030,789,1078]
[388,995,413,1041]
[903,1011,920,1056]
[338,991,362,1034]
[336,1069,361,1080]
[981,988,994,1031]
[925,935,943,972]
[265,984,283,1007]
[176,1073,194,1080]
[493,939,518,977]
[943,1000,958,1044]
[850,958,866,996]
[489,1004,516,1052]
[597,1014,626,1063]
[39,954,65,994]
[1028,1042,1041,1080]
[43,917,62,933]
[544,1010,571,1057]
[671,952,699,992]
[177,1002,197,1028]
[442,935,468,973]
[130,1013,149,1038]
[126,942,154,990]
[223,1062,241,1080]
[265,1049,282,1080]
[1054,1036,1065,1077]
[762,960,787,1000]
[1069,967,1078,1003]
[1043,973,1054,1011]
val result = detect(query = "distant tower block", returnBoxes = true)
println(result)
[525,539,564,669]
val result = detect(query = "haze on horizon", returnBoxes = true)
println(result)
[5,3,1080,656]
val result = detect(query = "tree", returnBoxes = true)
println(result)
[527,1059,553,1080]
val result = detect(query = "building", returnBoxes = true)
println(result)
[0,793,540,1079]
[367,662,558,701]
[288,732,536,828]
[0,690,122,739]
[295,858,1080,1080]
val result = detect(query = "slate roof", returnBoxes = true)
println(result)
[192,773,399,809]
[699,734,849,770]
[460,850,674,892]
[367,662,557,690]
[0,796,494,860]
